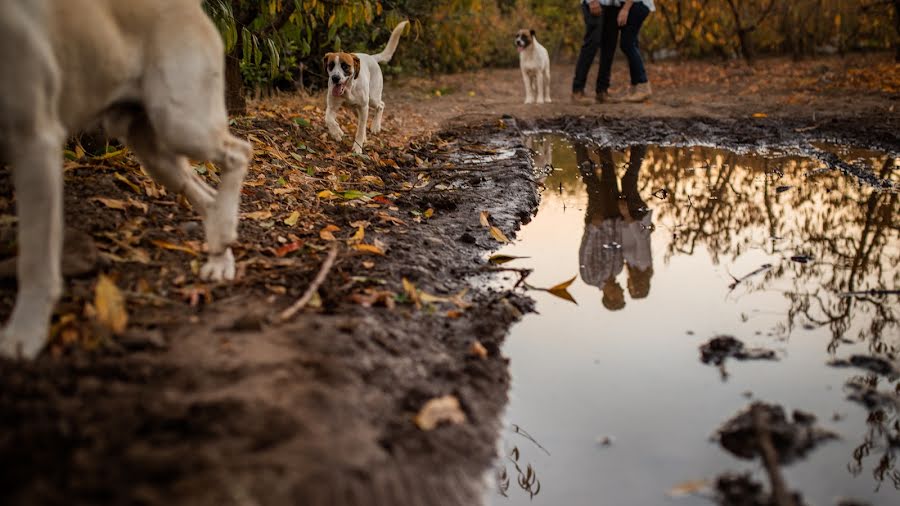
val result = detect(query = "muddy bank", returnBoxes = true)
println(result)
[0,119,538,506]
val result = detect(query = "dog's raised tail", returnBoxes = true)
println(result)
[372,20,409,64]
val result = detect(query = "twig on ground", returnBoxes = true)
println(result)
[278,244,339,322]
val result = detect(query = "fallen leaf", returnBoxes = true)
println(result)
[667,479,710,497]
[94,274,128,335]
[243,210,273,221]
[92,197,128,211]
[150,239,199,257]
[317,190,338,199]
[489,226,510,243]
[489,254,529,265]
[354,243,385,256]
[543,275,578,304]
[349,225,365,244]
[320,224,340,241]
[284,211,300,226]
[274,241,302,258]
[359,175,385,187]
[402,277,421,309]
[751,112,768,118]
[469,341,488,359]
[113,173,142,194]
[423,208,434,219]
[414,395,467,431]
[480,210,491,228]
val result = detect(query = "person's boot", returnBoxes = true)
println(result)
[625,82,652,102]
[595,90,609,104]
[571,90,591,104]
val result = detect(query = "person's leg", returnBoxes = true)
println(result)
[619,2,652,101]
[596,5,620,96]
[572,4,602,96]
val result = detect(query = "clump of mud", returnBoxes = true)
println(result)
[700,336,777,366]
[714,473,807,506]
[716,402,838,464]
[828,354,899,379]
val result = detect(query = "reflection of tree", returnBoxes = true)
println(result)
[636,146,898,350]
[846,374,900,491]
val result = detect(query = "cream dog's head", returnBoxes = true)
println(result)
[323,52,360,97]
[515,29,535,53]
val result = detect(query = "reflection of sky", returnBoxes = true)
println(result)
[491,137,899,506]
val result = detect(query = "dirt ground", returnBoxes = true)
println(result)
[0,54,897,506]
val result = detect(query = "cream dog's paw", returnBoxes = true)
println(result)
[351,143,364,155]
[200,248,236,282]
[0,325,48,360]
[328,126,344,141]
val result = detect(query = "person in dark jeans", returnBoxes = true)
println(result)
[598,0,654,102]
[571,0,605,103]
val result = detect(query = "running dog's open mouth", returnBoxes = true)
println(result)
[332,82,346,97]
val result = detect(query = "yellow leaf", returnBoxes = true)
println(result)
[94,274,128,335]
[243,210,273,220]
[488,254,528,265]
[414,395,467,431]
[354,243,385,256]
[359,175,385,187]
[317,190,338,199]
[546,275,577,304]
[489,226,510,243]
[423,208,434,219]
[751,113,768,118]
[150,239,199,257]
[402,277,420,308]
[114,172,142,194]
[349,225,365,244]
[284,211,300,226]
[479,210,491,228]
[94,148,127,160]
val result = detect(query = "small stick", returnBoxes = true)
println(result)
[279,244,339,322]
[751,405,795,506]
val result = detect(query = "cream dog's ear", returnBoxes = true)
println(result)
[352,54,361,79]
[323,53,334,70]
[530,29,536,38]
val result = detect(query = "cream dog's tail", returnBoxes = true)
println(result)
[372,20,409,63]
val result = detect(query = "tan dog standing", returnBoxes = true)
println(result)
[0,0,251,358]
[324,21,409,154]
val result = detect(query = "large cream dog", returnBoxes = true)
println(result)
[324,21,409,154]
[0,0,251,359]
[515,29,552,104]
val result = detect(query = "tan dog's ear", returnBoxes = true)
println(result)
[323,53,334,70]
[352,54,361,79]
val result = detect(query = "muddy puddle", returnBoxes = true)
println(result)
[488,134,899,505]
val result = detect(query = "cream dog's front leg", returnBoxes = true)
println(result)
[535,71,546,104]
[522,71,534,104]
[1,128,65,359]
[352,104,369,154]
[325,95,344,141]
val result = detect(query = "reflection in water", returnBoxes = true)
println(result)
[576,145,653,311]
[492,134,899,506]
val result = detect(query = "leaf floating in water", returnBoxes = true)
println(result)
[776,185,793,193]
[667,479,710,497]
[546,275,578,304]
[414,395,467,431]
[488,254,529,265]
[652,188,670,200]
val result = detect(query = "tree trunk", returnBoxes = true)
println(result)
[225,55,246,115]
[737,29,755,63]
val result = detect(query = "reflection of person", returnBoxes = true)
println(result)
[577,144,652,310]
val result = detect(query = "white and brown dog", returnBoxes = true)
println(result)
[0,0,251,359]
[324,20,409,154]
[515,29,551,105]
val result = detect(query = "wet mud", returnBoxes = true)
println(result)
[0,112,897,506]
